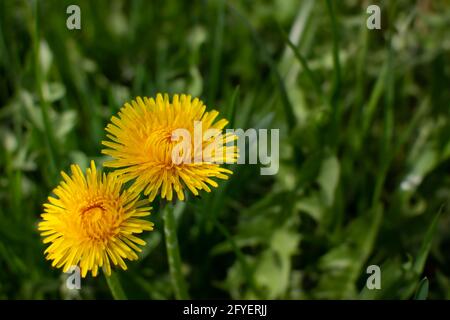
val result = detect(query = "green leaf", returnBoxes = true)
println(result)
[413,208,442,274]
[414,277,429,300]
[315,204,383,299]
[317,154,340,207]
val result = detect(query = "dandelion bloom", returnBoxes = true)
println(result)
[38,161,153,277]
[102,93,238,201]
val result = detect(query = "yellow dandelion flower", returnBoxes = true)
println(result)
[102,93,238,201]
[38,161,154,278]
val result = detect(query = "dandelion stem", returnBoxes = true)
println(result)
[104,270,127,300]
[163,203,189,299]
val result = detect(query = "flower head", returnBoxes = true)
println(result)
[102,93,238,201]
[38,161,153,277]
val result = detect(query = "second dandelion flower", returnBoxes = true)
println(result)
[102,93,239,202]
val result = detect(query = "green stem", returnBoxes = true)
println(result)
[104,270,127,300]
[163,203,189,299]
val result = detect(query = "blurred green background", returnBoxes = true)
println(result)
[1,0,450,299]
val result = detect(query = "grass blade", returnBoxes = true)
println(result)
[227,2,296,132]
[208,0,225,103]
[413,207,443,274]
[325,0,341,105]
[414,277,429,300]
[279,25,326,104]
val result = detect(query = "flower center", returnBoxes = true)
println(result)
[79,201,113,240]
[83,206,104,222]
[144,127,182,164]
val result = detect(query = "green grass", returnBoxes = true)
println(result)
[1,0,450,299]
